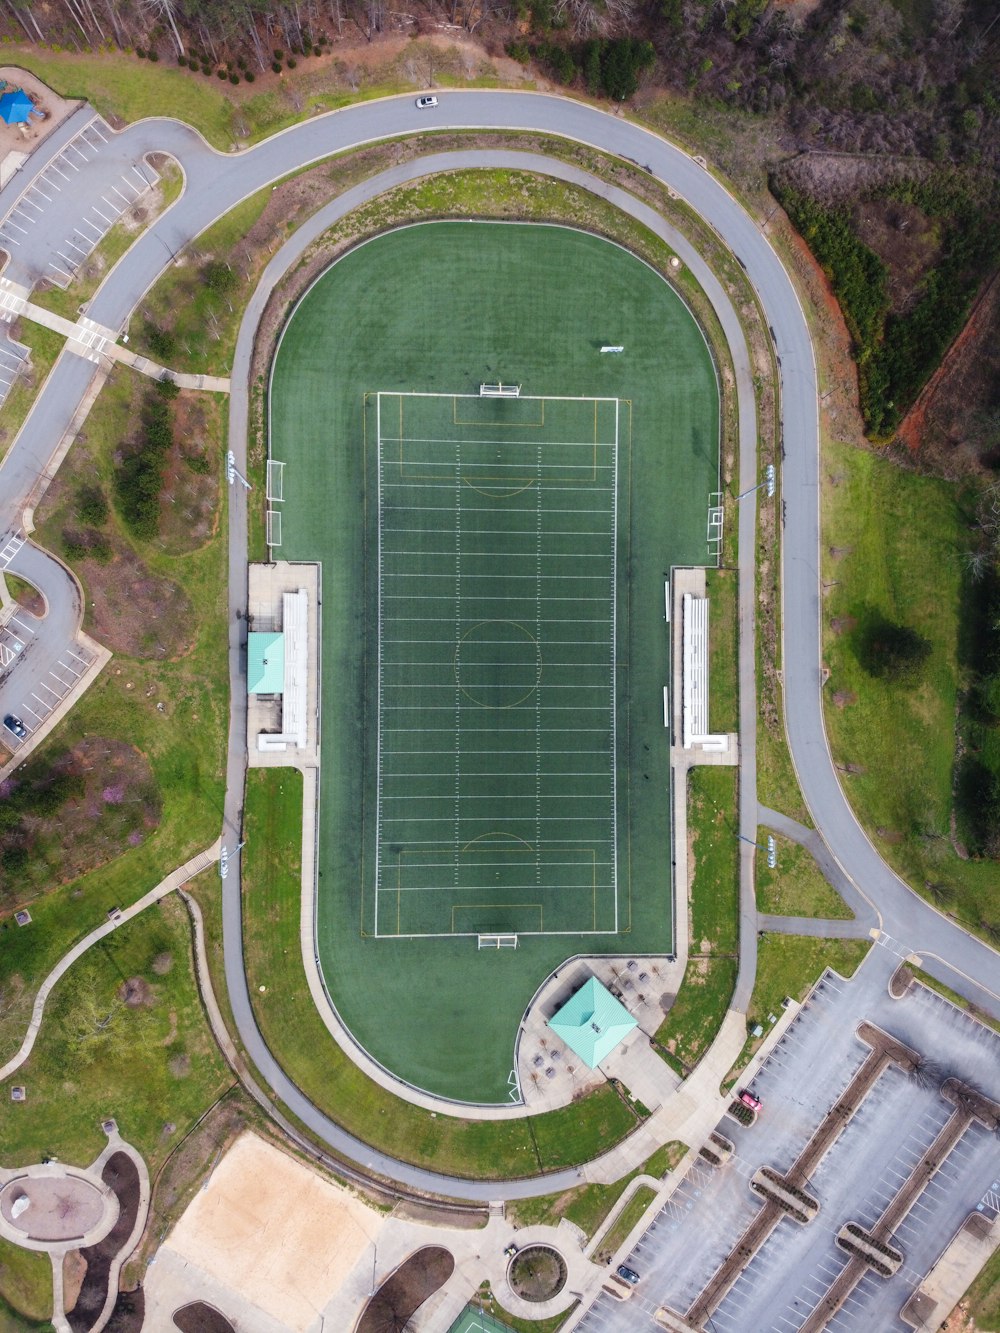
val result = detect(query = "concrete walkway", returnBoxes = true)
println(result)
[0,1123,150,1333]
[0,280,231,391]
[0,839,220,1082]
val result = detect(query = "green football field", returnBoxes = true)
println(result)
[269,221,719,1101]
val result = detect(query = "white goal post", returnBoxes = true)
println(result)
[479,383,521,398]
[266,459,285,502]
[266,508,282,549]
[477,933,519,949]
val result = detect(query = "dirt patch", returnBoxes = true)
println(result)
[357,1247,455,1333]
[75,539,194,658]
[168,1053,191,1079]
[159,393,223,555]
[0,737,160,908]
[831,616,856,635]
[152,952,174,976]
[897,270,1000,475]
[118,976,154,1008]
[832,690,857,709]
[3,574,45,616]
[173,1303,235,1333]
[851,198,942,316]
[508,1244,567,1303]
[63,1249,86,1314]
[157,1131,384,1332]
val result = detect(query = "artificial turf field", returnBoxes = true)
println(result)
[269,221,719,1101]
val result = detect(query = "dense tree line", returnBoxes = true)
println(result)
[114,377,179,540]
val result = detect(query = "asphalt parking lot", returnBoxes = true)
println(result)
[576,952,1000,1333]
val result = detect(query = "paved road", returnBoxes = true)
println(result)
[1,91,998,1198]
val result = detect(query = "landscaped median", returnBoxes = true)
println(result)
[239,770,645,1181]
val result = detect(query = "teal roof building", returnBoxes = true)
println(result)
[247,631,285,694]
[547,977,638,1069]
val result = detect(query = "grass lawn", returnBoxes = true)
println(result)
[241,769,642,1179]
[0,1244,50,1326]
[593,1184,658,1262]
[707,567,738,733]
[0,370,229,1064]
[653,764,739,1074]
[0,325,66,462]
[472,1293,576,1333]
[688,767,739,954]
[755,835,852,919]
[505,1142,681,1237]
[822,440,997,936]
[0,895,232,1171]
[757,712,812,827]
[728,934,871,1080]
[967,1244,1000,1331]
[654,957,738,1077]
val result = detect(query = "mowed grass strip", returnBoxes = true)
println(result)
[594,1184,658,1262]
[654,957,737,1077]
[0,1242,51,1326]
[755,835,852,919]
[242,770,639,1178]
[822,441,996,932]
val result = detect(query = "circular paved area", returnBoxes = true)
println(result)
[0,1173,110,1242]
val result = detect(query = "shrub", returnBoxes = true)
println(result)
[506,40,532,63]
[245,71,255,83]
[148,49,159,61]
[229,72,239,83]
[114,386,177,540]
[76,484,109,527]
[272,61,282,74]
[274,48,283,59]
[201,64,212,76]
[202,260,237,295]
[216,68,227,79]
[135,46,146,58]
[183,452,212,475]
[177,55,187,67]
[143,322,176,361]
[286,57,297,69]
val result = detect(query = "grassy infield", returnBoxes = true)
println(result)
[0,45,991,1327]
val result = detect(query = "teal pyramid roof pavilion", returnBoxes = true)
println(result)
[547,976,638,1069]
[247,631,285,694]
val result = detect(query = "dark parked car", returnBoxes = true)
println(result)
[3,714,27,739]
[616,1265,640,1285]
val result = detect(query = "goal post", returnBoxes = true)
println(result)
[479,382,521,398]
[266,459,285,502]
[477,933,519,949]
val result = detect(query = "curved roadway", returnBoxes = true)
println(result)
[1,91,998,1201]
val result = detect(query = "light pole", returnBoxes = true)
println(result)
[737,464,775,502]
[226,449,252,490]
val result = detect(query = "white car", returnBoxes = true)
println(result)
[415,95,438,109]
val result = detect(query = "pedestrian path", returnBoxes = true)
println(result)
[0,276,230,390]
[0,839,221,1082]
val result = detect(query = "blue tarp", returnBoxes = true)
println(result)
[0,90,36,124]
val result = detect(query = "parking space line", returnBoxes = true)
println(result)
[92,206,113,225]
[5,218,29,235]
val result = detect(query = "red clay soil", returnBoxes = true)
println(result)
[357,1246,455,1333]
